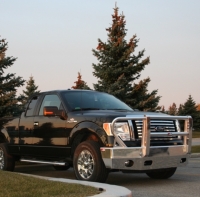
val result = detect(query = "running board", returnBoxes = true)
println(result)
[20,159,66,166]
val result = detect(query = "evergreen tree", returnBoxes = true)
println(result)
[72,72,90,90]
[178,95,199,129]
[168,103,177,115]
[177,104,184,115]
[21,75,40,105]
[196,112,200,130]
[180,95,197,115]
[0,37,25,117]
[161,105,165,113]
[92,6,160,111]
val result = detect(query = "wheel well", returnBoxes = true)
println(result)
[0,135,6,143]
[70,129,103,158]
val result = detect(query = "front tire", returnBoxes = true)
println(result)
[0,144,15,171]
[146,167,177,179]
[73,141,108,183]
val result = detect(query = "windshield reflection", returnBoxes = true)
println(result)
[61,91,133,111]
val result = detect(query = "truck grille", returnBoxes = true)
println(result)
[135,119,177,139]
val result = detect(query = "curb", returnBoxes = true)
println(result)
[19,173,132,197]
[49,178,132,197]
[17,154,200,197]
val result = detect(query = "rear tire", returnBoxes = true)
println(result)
[146,167,177,179]
[0,143,15,171]
[73,141,108,183]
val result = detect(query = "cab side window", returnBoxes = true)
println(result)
[26,96,39,116]
[39,95,61,115]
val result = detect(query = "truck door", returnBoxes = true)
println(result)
[19,95,39,155]
[32,94,68,158]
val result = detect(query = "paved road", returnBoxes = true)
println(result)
[15,157,200,197]
[192,138,200,146]
[106,158,200,197]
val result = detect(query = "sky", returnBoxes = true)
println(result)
[1,0,200,109]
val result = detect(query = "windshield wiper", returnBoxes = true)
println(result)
[108,109,134,112]
[72,108,100,111]
[72,107,100,111]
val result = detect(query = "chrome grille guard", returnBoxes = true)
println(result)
[110,115,193,157]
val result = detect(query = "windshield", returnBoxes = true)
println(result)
[61,91,133,111]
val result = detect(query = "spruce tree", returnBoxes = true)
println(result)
[0,37,25,117]
[161,106,165,113]
[180,95,197,116]
[72,72,90,90]
[21,75,40,105]
[92,6,160,111]
[177,104,184,115]
[197,104,200,130]
[179,95,199,129]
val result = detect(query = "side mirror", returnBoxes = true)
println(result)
[43,106,66,119]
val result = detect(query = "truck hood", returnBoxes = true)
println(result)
[69,110,170,126]
[81,110,168,117]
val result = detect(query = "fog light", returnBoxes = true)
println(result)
[144,160,152,166]
[125,160,134,167]
[180,158,186,163]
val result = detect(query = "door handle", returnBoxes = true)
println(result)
[34,122,39,126]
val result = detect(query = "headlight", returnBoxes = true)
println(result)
[114,122,130,141]
[103,122,130,141]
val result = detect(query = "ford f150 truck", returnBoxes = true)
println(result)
[0,90,192,182]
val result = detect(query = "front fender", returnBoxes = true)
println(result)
[0,128,9,143]
[70,121,108,145]
[0,117,20,144]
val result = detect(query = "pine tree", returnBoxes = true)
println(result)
[168,103,177,115]
[196,112,200,130]
[0,37,25,117]
[21,75,40,105]
[180,95,197,115]
[72,72,90,90]
[92,6,160,111]
[177,104,184,115]
[178,95,199,129]
[161,105,165,113]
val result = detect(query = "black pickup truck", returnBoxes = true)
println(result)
[0,89,192,182]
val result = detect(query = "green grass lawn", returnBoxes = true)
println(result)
[191,145,200,153]
[0,171,100,197]
[192,130,200,138]
[6,131,200,197]
[191,130,200,153]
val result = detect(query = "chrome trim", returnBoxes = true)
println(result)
[77,149,94,179]
[105,115,193,170]
[0,147,4,170]
[20,159,66,166]
[150,132,189,137]
[141,116,150,157]
[101,146,190,170]
[135,119,177,139]
[128,120,135,140]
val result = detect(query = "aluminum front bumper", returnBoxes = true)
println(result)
[101,115,192,170]
[101,145,190,170]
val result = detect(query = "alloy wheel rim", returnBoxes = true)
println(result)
[0,148,4,170]
[77,150,94,179]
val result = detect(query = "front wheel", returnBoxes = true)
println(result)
[0,144,15,171]
[146,167,177,179]
[73,141,108,183]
